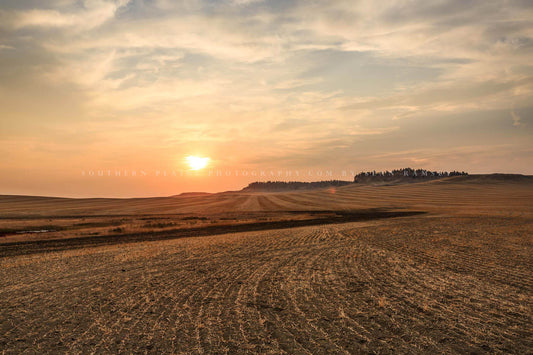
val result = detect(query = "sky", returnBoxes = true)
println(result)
[0,0,532,197]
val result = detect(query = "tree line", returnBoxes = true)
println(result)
[354,168,467,182]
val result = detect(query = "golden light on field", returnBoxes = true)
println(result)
[186,156,210,170]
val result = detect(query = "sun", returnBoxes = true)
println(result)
[186,155,210,170]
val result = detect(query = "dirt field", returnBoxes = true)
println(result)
[0,175,532,354]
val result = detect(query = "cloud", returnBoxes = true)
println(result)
[342,77,533,118]
[511,110,521,126]
[232,0,264,5]
[0,0,129,30]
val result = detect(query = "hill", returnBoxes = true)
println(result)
[0,172,532,354]
[0,173,531,218]
[242,180,353,192]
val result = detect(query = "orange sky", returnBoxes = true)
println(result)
[0,0,532,197]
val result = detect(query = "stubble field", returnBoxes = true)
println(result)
[0,175,532,354]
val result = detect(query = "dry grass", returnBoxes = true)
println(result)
[0,177,532,353]
[0,215,531,353]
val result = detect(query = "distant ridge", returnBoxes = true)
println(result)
[240,170,533,192]
[173,192,212,197]
[242,180,353,192]
[439,173,533,184]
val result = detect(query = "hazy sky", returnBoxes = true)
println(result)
[1,0,532,197]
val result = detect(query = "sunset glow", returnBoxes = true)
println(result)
[0,0,531,197]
